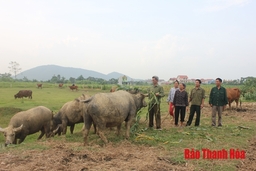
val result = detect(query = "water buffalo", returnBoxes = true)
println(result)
[0,106,53,146]
[82,90,147,145]
[53,94,91,135]
[14,90,32,99]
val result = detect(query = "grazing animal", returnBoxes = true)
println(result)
[110,87,117,92]
[53,94,91,135]
[82,90,147,145]
[37,84,43,89]
[0,106,53,146]
[69,85,78,91]
[14,90,32,99]
[226,88,241,109]
[59,83,64,88]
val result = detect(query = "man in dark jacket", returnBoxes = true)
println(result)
[209,78,228,127]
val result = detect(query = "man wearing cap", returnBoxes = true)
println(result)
[209,78,228,127]
[148,76,165,130]
[186,79,205,126]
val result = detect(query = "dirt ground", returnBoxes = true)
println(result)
[0,141,191,171]
[1,103,256,171]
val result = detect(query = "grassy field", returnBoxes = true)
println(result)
[0,82,254,171]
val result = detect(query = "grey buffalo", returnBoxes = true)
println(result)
[82,90,147,145]
[53,94,91,135]
[0,106,53,146]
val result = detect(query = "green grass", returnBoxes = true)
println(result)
[0,84,254,170]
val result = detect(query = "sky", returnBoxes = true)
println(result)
[0,0,255,80]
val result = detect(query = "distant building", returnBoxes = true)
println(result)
[200,78,214,84]
[118,75,129,85]
[187,79,196,83]
[177,75,188,83]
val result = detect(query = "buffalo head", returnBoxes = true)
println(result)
[0,124,23,146]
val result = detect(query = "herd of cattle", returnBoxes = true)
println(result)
[36,83,78,91]
[1,85,241,147]
[1,90,147,146]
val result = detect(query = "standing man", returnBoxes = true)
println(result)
[148,76,165,130]
[209,78,228,127]
[186,79,205,126]
[167,80,179,121]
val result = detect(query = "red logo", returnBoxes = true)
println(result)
[184,148,245,159]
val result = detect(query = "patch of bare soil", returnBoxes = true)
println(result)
[0,141,192,171]
[237,136,256,171]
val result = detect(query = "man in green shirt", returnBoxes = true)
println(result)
[148,76,165,130]
[186,79,205,126]
[209,78,228,127]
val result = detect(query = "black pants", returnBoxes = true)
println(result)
[174,106,186,125]
[149,104,161,129]
[186,105,201,126]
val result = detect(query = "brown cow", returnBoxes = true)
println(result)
[37,84,43,89]
[59,83,64,88]
[110,87,117,92]
[69,85,78,91]
[226,88,241,109]
[14,90,32,99]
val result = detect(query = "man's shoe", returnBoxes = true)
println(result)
[218,124,222,127]
[155,128,162,131]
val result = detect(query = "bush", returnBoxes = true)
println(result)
[241,77,256,101]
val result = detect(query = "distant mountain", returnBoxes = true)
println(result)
[16,65,136,81]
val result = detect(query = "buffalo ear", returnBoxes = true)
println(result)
[0,127,5,133]
[13,124,23,133]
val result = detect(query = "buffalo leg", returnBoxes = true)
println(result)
[62,120,68,135]
[125,121,131,139]
[83,114,93,145]
[38,129,45,140]
[18,136,26,144]
[97,126,108,144]
[93,122,97,134]
[14,138,17,144]
[44,123,51,138]
[116,124,122,136]
[70,124,75,134]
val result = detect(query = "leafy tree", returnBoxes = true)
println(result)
[50,75,58,83]
[9,61,22,79]
[108,78,118,84]
[0,73,13,81]
[77,75,85,81]
[22,76,29,82]
[241,77,256,100]
[69,77,76,84]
